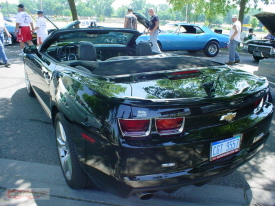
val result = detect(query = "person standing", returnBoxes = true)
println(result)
[148,8,161,53]
[225,14,241,65]
[0,5,11,67]
[33,11,48,46]
[15,4,34,56]
[124,8,137,30]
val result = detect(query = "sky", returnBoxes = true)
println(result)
[1,0,275,12]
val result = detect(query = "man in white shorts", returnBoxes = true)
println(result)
[34,11,48,46]
[15,4,34,56]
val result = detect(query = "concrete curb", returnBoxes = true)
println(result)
[1,158,275,206]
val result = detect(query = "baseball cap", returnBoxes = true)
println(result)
[128,8,133,11]
[18,4,24,8]
[37,11,43,14]
[232,15,238,18]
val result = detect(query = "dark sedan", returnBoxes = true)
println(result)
[23,27,273,199]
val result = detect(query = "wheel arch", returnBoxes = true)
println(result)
[205,39,219,47]
[157,40,162,50]
[51,105,60,126]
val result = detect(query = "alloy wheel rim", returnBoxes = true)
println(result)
[209,44,218,55]
[56,121,72,180]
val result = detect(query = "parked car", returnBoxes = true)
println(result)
[79,20,97,28]
[243,12,275,61]
[4,20,17,45]
[134,12,229,57]
[23,27,273,199]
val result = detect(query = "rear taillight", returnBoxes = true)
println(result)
[156,117,185,135]
[118,119,151,137]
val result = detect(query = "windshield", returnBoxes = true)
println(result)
[52,31,134,45]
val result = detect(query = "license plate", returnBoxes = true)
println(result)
[253,51,263,57]
[210,134,242,161]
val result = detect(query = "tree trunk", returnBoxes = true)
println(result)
[68,0,79,28]
[238,0,247,27]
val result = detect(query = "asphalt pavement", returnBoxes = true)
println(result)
[0,44,275,206]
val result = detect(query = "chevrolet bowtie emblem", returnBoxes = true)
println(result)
[220,112,237,122]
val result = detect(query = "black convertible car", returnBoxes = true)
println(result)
[23,27,274,199]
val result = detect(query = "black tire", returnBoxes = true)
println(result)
[11,34,16,43]
[203,41,220,57]
[54,113,92,189]
[253,55,264,62]
[187,50,199,53]
[157,41,162,51]
[24,71,35,97]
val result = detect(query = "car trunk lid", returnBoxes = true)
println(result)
[255,12,275,37]
[90,55,268,104]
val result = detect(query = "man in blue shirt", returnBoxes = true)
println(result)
[148,8,161,53]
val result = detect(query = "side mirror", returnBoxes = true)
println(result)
[24,45,38,54]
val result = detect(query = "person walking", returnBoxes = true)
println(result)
[33,11,48,46]
[148,8,161,53]
[225,14,241,65]
[15,4,34,56]
[0,5,11,67]
[124,8,137,30]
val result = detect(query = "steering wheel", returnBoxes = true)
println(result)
[58,43,79,60]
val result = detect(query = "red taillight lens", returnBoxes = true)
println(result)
[156,117,184,135]
[118,119,151,137]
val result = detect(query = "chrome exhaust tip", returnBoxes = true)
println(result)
[136,192,154,200]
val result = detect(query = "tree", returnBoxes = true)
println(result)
[67,0,78,24]
[250,17,259,29]
[168,0,275,25]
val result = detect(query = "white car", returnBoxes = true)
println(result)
[79,20,97,28]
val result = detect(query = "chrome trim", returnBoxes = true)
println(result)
[118,118,152,137]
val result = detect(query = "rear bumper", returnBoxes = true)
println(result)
[84,106,273,198]
[86,132,268,198]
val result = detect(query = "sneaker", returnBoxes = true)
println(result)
[225,61,234,65]
[234,59,241,63]
[18,52,24,56]
[0,62,5,65]
[5,62,11,67]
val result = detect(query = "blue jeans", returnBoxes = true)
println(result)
[150,30,161,53]
[228,39,240,62]
[0,32,9,64]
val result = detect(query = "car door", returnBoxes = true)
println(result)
[25,52,56,117]
[171,25,202,50]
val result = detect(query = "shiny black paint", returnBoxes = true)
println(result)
[24,40,274,198]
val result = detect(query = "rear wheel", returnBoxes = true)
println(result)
[25,71,35,97]
[203,41,219,57]
[55,113,92,189]
[253,55,264,62]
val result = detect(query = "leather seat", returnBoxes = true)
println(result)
[136,41,153,56]
[78,42,97,61]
